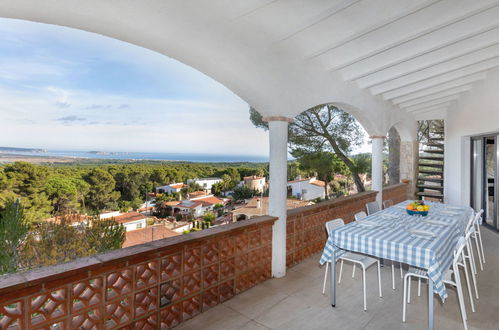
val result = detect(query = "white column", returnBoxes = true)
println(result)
[371,136,385,207]
[266,118,290,278]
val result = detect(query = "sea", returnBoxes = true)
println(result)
[4,149,268,163]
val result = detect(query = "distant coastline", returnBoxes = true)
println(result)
[0,147,268,164]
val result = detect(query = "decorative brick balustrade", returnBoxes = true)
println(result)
[0,216,276,329]
[286,184,409,267]
[0,185,409,329]
[382,183,410,205]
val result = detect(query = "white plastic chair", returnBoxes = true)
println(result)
[354,211,367,221]
[353,210,400,290]
[403,236,470,330]
[471,209,485,271]
[321,218,382,311]
[383,199,394,209]
[366,201,381,215]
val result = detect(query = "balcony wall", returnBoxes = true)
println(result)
[0,216,276,329]
[0,184,407,329]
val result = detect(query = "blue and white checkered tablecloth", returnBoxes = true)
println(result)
[319,200,473,301]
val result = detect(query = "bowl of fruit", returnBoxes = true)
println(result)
[406,200,430,216]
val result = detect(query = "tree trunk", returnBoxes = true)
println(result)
[327,137,365,193]
[388,127,400,185]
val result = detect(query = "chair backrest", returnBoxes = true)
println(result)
[325,218,345,236]
[473,209,484,226]
[354,211,367,221]
[465,209,483,234]
[382,199,394,209]
[366,201,380,215]
[453,236,467,265]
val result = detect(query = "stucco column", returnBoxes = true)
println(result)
[400,141,419,199]
[264,116,291,278]
[371,136,385,206]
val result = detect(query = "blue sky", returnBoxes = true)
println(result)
[0,18,269,156]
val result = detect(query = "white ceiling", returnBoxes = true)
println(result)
[1,0,499,136]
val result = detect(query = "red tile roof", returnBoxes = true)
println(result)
[169,183,187,189]
[189,191,208,197]
[112,212,146,224]
[123,225,179,248]
[196,196,224,206]
[310,180,326,187]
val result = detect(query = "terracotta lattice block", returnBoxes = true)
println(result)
[182,271,201,297]
[182,295,201,321]
[202,241,219,265]
[160,253,182,282]
[71,307,102,330]
[160,303,182,329]
[0,299,23,330]
[135,261,159,289]
[134,313,158,330]
[134,287,158,319]
[105,296,131,329]
[72,276,103,313]
[183,245,202,273]
[247,249,261,269]
[234,232,249,255]
[248,229,262,249]
[234,253,248,273]
[160,278,182,307]
[219,258,235,281]
[29,288,67,327]
[106,268,133,301]
[202,286,219,311]
[219,237,235,259]
[32,319,66,330]
[203,264,219,289]
[219,280,235,303]
[261,225,272,245]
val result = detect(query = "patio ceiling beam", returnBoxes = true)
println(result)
[371,56,499,95]
[395,85,473,108]
[339,12,499,81]
[388,72,487,103]
[405,96,460,112]
[316,0,499,71]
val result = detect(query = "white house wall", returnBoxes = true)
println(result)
[445,67,499,205]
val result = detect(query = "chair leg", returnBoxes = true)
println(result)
[391,263,395,290]
[477,226,485,264]
[322,262,329,295]
[407,277,412,304]
[454,263,468,330]
[362,266,367,311]
[468,240,478,275]
[418,278,421,297]
[338,259,344,284]
[461,256,475,313]
[402,274,409,322]
[352,264,356,278]
[467,242,480,300]
[377,260,382,298]
[400,262,403,278]
[474,234,483,271]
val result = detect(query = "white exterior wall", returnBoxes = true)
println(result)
[444,67,499,205]
[187,178,221,191]
[288,180,325,201]
[156,184,183,194]
[122,219,146,232]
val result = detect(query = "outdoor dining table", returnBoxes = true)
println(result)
[319,200,473,330]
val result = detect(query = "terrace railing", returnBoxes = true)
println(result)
[0,184,408,329]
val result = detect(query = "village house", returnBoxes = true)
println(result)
[231,196,311,222]
[155,183,187,195]
[123,224,179,248]
[109,212,147,232]
[187,177,221,192]
[287,177,328,201]
[243,175,266,192]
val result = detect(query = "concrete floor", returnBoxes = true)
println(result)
[176,228,499,330]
